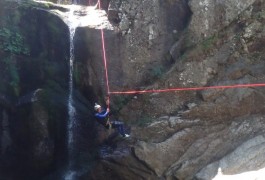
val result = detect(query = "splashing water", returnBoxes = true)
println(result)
[64,5,80,180]
[50,2,113,179]
[67,4,78,152]
[64,170,76,180]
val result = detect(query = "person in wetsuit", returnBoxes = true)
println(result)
[94,103,130,138]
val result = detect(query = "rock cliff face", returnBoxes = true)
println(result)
[1,0,265,179]
[77,1,191,96]
[188,0,256,42]
[0,1,70,179]
[80,0,265,179]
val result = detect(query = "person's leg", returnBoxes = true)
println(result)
[111,121,125,136]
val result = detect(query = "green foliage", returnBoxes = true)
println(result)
[133,116,153,127]
[9,67,20,96]
[42,2,51,9]
[253,11,265,20]
[179,53,187,61]
[0,6,30,96]
[0,26,30,96]
[0,27,30,55]
[112,96,130,112]
[150,65,165,79]
[3,56,20,96]
[233,33,241,41]
[201,35,217,50]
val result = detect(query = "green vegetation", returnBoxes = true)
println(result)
[201,34,217,50]
[0,25,30,96]
[233,33,241,41]
[150,65,165,79]
[2,56,20,96]
[179,53,187,61]
[0,28,30,55]
[133,115,153,127]
[253,11,265,20]
[112,96,130,112]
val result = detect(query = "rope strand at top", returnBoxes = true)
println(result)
[98,0,110,108]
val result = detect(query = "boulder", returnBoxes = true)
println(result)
[196,135,265,180]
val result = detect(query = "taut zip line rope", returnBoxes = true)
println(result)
[97,0,265,98]
[109,83,265,95]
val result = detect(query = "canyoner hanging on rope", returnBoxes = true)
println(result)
[95,2,265,140]
[95,0,130,139]
[94,102,130,138]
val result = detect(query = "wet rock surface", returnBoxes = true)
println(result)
[90,0,265,179]
[1,0,265,180]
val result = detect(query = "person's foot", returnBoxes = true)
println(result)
[123,134,130,138]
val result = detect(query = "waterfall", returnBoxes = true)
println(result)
[67,6,77,154]
[60,2,111,179]
[64,5,79,180]
[67,19,76,160]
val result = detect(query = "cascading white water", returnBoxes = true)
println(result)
[56,2,112,179]
[64,5,79,180]
[67,8,77,153]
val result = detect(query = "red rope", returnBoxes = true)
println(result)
[96,0,265,101]
[109,83,265,95]
[98,0,110,108]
